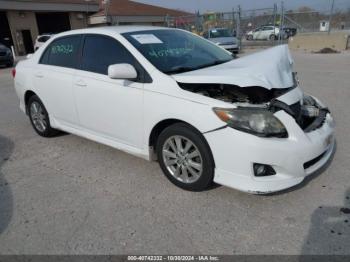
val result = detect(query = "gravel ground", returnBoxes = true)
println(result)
[0,50,349,255]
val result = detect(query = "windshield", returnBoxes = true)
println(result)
[209,29,232,38]
[122,29,233,74]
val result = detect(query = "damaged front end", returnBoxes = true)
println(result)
[178,82,295,106]
[178,82,329,137]
[173,45,329,137]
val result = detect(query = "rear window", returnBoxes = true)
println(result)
[40,35,81,69]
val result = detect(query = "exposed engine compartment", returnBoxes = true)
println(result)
[178,82,294,105]
[178,82,328,133]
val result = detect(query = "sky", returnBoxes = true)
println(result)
[134,0,350,13]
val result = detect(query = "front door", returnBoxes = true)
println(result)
[73,34,144,148]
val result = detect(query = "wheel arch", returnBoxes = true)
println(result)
[24,90,37,114]
[148,118,215,167]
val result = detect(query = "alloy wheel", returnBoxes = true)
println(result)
[162,135,203,184]
[30,101,47,132]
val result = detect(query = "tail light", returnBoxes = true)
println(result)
[11,68,16,78]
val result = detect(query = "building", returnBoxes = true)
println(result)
[90,0,190,26]
[0,0,190,55]
[0,0,99,55]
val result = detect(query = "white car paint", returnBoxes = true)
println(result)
[172,45,294,90]
[14,26,335,194]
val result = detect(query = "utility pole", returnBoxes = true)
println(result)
[104,0,111,25]
[278,1,284,44]
[85,0,92,27]
[273,3,277,45]
[236,5,241,47]
[328,0,335,34]
[232,7,235,36]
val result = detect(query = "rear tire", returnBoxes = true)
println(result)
[269,34,276,41]
[247,35,253,41]
[27,95,60,137]
[156,123,214,191]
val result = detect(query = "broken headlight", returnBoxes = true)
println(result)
[213,107,288,138]
[302,94,320,117]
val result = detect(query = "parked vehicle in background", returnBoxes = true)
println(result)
[0,43,14,67]
[13,26,335,194]
[281,27,297,38]
[34,34,54,51]
[246,26,280,41]
[203,28,240,54]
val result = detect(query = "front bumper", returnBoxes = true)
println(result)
[204,108,335,194]
[219,44,240,53]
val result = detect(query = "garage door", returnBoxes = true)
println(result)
[36,12,71,35]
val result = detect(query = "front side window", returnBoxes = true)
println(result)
[40,35,81,69]
[81,35,136,75]
[122,29,233,74]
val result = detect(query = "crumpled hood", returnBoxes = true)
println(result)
[172,45,294,90]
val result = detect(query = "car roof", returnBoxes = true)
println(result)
[55,25,170,38]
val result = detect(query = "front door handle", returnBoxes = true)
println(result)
[75,79,87,87]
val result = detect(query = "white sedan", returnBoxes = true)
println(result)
[13,26,335,194]
[246,26,280,41]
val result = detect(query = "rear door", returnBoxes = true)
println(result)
[253,28,262,40]
[73,34,144,148]
[33,35,81,125]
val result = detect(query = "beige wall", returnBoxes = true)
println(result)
[7,10,39,55]
[289,32,349,52]
[6,10,88,55]
[69,12,87,30]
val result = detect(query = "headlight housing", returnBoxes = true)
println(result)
[213,107,288,138]
[303,94,317,107]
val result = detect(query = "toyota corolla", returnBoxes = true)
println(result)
[13,26,335,193]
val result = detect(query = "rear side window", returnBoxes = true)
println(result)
[40,35,81,69]
[81,35,136,75]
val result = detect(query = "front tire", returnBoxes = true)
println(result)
[156,123,214,191]
[27,95,60,137]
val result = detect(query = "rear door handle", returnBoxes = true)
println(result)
[75,79,87,87]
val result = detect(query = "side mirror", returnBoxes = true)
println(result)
[26,53,33,59]
[108,63,138,80]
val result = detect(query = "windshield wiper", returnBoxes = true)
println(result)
[165,59,232,75]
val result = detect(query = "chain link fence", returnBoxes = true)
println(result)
[165,2,350,51]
